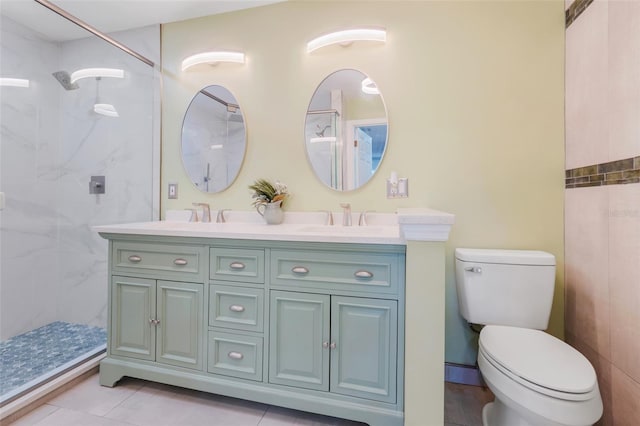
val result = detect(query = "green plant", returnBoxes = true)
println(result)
[249,178,289,207]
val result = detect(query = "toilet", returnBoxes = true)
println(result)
[455,248,603,426]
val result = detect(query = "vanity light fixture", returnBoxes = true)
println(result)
[93,103,119,117]
[306,28,386,53]
[0,78,30,88]
[70,68,124,84]
[181,51,245,71]
[361,77,380,95]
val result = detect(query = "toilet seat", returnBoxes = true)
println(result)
[479,325,597,401]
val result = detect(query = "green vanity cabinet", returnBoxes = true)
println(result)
[110,276,204,371]
[100,236,405,426]
[269,291,397,403]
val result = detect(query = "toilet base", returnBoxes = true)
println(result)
[483,400,539,426]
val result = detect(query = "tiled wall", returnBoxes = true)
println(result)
[565,0,640,424]
[0,17,159,340]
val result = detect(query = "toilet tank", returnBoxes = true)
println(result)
[455,248,556,330]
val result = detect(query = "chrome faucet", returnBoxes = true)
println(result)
[216,209,229,223]
[359,210,373,226]
[340,203,352,226]
[192,202,211,223]
[319,210,334,226]
[186,208,199,222]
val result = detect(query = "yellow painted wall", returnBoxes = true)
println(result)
[161,0,565,366]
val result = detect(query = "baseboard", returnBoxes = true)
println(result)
[444,362,485,387]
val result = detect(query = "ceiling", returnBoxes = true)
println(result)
[1,0,283,41]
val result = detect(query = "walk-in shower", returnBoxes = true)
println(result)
[0,0,159,416]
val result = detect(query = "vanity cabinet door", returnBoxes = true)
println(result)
[110,276,156,361]
[269,291,330,391]
[109,276,203,370]
[330,296,397,403]
[156,280,203,370]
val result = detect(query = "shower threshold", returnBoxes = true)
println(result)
[0,321,107,406]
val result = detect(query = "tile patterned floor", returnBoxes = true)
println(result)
[0,323,106,398]
[7,374,493,426]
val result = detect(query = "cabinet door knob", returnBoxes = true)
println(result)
[174,258,188,266]
[229,304,245,313]
[354,270,373,279]
[228,351,244,360]
[229,262,246,270]
[128,255,142,263]
[322,341,330,349]
[329,342,337,349]
[292,266,309,275]
[148,318,160,325]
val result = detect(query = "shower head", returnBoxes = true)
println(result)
[52,71,79,90]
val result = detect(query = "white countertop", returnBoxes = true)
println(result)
[93,208,454,244]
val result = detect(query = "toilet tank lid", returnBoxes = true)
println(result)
[455,248,555,266]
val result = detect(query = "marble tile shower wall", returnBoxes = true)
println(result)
[565,0,640,424]
[0,15,158,341]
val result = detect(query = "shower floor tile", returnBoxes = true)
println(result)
[0,321,106,398]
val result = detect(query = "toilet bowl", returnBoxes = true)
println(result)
[478,325,602,426]
[454,248,603,426]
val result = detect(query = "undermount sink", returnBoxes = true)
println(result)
[297,225,392,235]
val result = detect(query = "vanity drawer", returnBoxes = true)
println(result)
[270,250,399,295]
[209,284,264,332]
[210,248,265,284]
[112,241,206,281]
[207,331,263,382]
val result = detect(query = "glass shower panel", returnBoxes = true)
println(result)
[0,6,158,404]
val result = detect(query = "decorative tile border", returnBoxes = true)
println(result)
[566,0,594,28]
[566,156,640,188]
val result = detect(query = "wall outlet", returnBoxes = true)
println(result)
[386,177,409,198]
[168,183,178,199]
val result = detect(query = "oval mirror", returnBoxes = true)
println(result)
[305,69,388,191]
[181,85,246,193]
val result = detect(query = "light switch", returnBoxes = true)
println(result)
[168,183,178,199]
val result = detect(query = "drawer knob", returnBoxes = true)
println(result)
[354,270,374,279]
[292,266,309,275]
[228,351,244,360]
[229,262,246,270]
[174,258,188,266]
[128,255,142,263]
[229,304,245,313]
